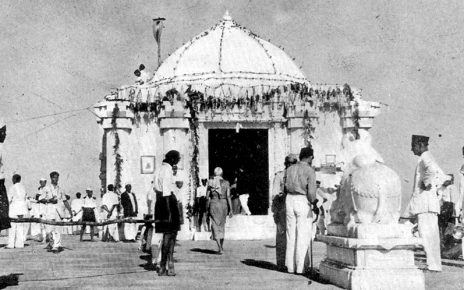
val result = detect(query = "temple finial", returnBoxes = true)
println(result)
[223,10,232,21]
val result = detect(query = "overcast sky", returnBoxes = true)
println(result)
[2,0,464,207]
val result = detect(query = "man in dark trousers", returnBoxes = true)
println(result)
[121,184,138,242]
[154,150,181,276]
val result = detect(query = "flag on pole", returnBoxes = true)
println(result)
[152,17,166,46]
[152,17,166,68]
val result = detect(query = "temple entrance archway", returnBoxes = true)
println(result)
[208,129,269,215]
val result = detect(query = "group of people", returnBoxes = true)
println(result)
[142,150,235,276]
[269,134,464,276]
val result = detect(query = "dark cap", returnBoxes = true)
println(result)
[134,69,141,77]
[411,135,429,145]
[50,171,59,178]
[299,147,314,160]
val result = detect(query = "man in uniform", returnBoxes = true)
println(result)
[406,134,449,272]
[271,154,297,271]
[284,147,318,274]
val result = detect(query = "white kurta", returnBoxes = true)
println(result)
[154,162,174,197]
[406,150,449,272]
[8,183,28,248]
[102,191,119,241]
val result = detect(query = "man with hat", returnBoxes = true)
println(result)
[284,147,318,274]
[0,118,10,235]
[272,154,298,271]
[406,134,449,272]
[80,188,97,241]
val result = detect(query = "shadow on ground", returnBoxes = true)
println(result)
[241,259,331,285]
[0,273,23,289]
[190,248,219,255]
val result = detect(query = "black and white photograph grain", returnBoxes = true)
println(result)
[1,1,464,289]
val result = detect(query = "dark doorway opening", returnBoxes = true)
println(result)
[208,129,269,215]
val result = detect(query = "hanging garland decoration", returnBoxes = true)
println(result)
[303,109,314,145]
[111,104,123,190]
[185,87,202,206]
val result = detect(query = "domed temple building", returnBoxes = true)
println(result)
[94,12,381,239]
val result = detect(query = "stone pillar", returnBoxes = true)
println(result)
[94,99,134,191]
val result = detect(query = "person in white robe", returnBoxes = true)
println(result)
[28,192,42,237]
[7,174,28,248]
[71,192,83,234]
[406,135,450,272]
[101,184,120,242]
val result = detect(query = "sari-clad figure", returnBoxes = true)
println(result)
[207,167,233,254]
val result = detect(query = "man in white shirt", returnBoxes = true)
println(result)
[7,174,28,248]
[71,192,83,234]
[101,184,120,242]
[80,188,97,241]
[196,179,208,232]
[406,135,450,272]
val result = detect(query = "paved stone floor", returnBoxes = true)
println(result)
[0,235,463,289]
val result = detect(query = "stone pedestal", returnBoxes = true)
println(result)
[317,225,425,290]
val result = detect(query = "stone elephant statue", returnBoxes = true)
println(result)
[330,130,401,226]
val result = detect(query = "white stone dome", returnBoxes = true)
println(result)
[152,11,308,95]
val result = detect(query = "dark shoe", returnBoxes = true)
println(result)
[167,266,176,276]
[158,268,167,276]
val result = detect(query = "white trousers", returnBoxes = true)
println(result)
[7,222,25,248]
[239,194,251,215]
[124,223,137,241]
[418,213,442,271]
[285,194,312,274]
[30,221,42,236]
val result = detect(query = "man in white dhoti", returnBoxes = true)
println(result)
[284,147,318,274]
[101,184,120,242]
[121,184,138,241]
[6,174,28,248]
[406,135,450,272]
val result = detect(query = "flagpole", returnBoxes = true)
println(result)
[152,17,166,69]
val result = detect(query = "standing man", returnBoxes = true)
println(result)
[7,174,28,248]
[101,184,120,242]
[237,168,252,215]
[154,150,181,276]
[45,172,71,230]
[196,178,209,232]
[284,147,318,275]
[121,184,138,242]
[71,192,83,234]
[271,154,297,271]
[37,178,49,241]
[80,188,97,241]
[406,135,449,272]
